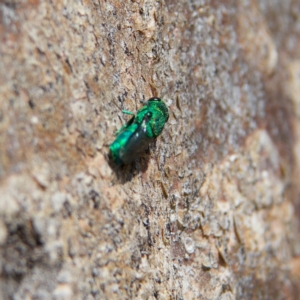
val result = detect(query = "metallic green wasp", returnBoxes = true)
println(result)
[109,97,169,165]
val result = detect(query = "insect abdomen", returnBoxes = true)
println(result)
[109,129,135,165]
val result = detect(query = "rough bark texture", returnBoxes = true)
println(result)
[1,0,300,299]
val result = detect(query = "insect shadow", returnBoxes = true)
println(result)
[107,143,155,183]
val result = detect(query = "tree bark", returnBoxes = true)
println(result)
[1,0,300,299]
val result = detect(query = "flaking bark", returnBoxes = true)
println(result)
[1,0,300,299]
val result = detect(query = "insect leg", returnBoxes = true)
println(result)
[122,110,135,115]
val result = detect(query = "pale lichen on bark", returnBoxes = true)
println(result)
[0,0,300,299]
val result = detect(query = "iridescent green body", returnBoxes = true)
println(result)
[109,97,169,165]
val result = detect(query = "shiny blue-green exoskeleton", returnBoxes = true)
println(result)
[109,97,169,165]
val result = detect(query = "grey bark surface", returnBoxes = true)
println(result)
[1,0,300,299]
